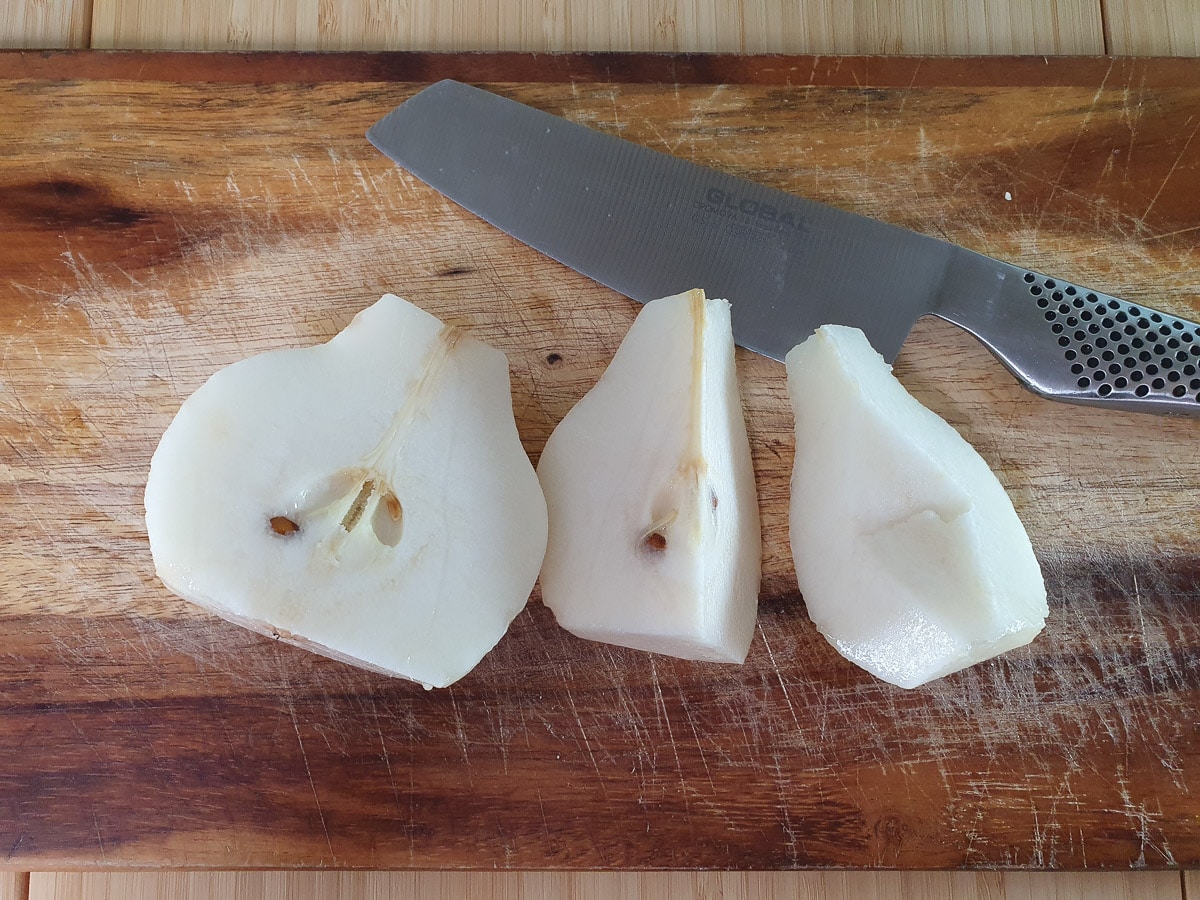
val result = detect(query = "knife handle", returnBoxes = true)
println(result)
[935,253,1200,417]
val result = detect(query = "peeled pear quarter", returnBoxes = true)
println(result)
[144,294,548,689]
[786,324,1048,689]
[537,289,762,663]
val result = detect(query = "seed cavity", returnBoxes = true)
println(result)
[371,489,404,547]
[276,324,463,558]
[639,506,677,555]
[287,469,406,554]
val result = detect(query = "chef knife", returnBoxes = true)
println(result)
[368,80,1200,416]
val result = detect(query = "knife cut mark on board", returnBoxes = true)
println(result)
[286,694,337,863]
[1140,116,1200,226]
[1035,58,1115,233]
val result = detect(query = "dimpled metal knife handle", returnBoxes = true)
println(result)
[935,250,1200,416]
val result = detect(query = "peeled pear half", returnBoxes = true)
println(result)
[786,324,1047,688]
[144,294,548,688]
[537,289,761,663]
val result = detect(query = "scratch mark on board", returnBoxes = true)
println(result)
[644,119,682,155]
[1145,223,1200,242]
[535,788,551,839]
[292,154,315,190]
[92,808,108,864]
[1036,59,1115,232]
[894,61,923,118]
[564,686,609,800]
[687,84,728,130]
[649,657,690,814]
[771,752,800,864]
[287,698,336,863]
[758,623,804,737]
[447,691,473,774]
[1120,777,1176,867]
[368,695,404,823]
[1139,116,1200,226]
[678,692,717,796]
[608,90,624,133]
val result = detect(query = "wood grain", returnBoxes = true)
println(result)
[11,50,1200,88]
[22,871,1189,900]
[0,0,90,49]
[89,0,1105,53]
[1,53,1199,870]
[0,873,28,900]
[1104,0,1200,56]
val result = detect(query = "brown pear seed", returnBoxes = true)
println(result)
[644,531,668,551]
[269,515,300,536]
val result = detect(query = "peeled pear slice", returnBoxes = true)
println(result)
[786,324,1047,688]
[144,294,548,688]
[537,289,761,663]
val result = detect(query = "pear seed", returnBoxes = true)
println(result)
[644,531,668,551]
[372,489,404,547]
[269,515,300,536]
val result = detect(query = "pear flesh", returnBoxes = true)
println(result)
[537,289,761,663]
[144,294,548,688]
[786,325,1047,689]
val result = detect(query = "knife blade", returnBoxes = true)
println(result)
[368,80,1200,417]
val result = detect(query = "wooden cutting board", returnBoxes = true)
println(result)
[1,51,1198,870]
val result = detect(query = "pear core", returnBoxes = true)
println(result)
[537,289,762,663]
[144,294,548,688]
